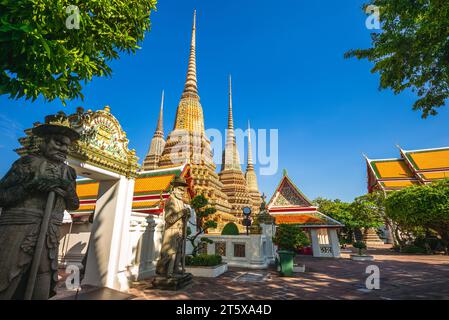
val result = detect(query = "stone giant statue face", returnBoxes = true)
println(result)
[42,134,72,163]
[173,185,186,199]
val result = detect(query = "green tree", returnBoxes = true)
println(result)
[0,0,156,104]
[314,198,355,242]
[345,1,449,118]
[186,194,217,257]
[349,193,385,238]
[386,179,449,253]
[272,224,310,252]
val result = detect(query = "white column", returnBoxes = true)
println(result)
[310,229,321,257]
[249,234,266,268]
[328,229,341,258]
[82,176,135,291]
[261,224,275,264]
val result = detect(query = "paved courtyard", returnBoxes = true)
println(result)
[128,247,449,300]
[54,246,449,300]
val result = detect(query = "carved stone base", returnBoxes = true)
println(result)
[151,273,193,291]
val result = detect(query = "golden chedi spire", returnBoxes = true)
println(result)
[158,11,232,220]
[173,10,204,133]
[182,10,198,97]
[143,91,166,170]
[219,75,252,222]
[245,120,262,213]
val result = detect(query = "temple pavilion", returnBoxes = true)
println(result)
[365,146,449,244]
[268,171,343,258]
[366,146,449,192]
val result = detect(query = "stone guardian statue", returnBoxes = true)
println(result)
[0,112,80,299]
[153,176,193,290]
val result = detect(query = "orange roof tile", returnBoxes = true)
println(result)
[371,159,414,179]
[420,171,449,180]
[134,174,175,194]
[381,180,420,188]
[406,149,449,170]
[274,214,325,225]
[132,200,161,209]
[76,181,99,199]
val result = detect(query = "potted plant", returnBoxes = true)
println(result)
[350,241,374,261]
[273,224,310,276]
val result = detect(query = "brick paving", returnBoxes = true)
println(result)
[128,247,449,300]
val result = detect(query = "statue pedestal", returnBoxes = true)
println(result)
[151,273,193,291]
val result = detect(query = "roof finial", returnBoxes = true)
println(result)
[283,169,288,176]
[182,10,198,96]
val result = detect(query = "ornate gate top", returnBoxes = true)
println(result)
[16,106,140,178]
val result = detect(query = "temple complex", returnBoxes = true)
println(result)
[366,146,449,192]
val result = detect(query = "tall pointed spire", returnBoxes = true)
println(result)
[228,75,234,131]
[182,10,198,97]
[247,120,254,170]
[219,76,251,220]
[221,75,241,171]
[172,10,204,133]
[245,120,261,212]
[155,90,164,135]
[142,91,166,170]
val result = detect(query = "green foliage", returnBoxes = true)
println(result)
[345,1,449,118]
[314,194,385,242]
[353,240,367,255]
[0,0,156,104]
[273,224,310,252]
[353,241,367,250]
[187,194,218,256]
[191,194,209,212]
[314,197,354,227]
[386,179,449,252]
[185,254,222,267]
[349,193,385,230]
[221,222,240,236]
[400,245,428,254]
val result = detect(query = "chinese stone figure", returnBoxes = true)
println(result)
[0,113,80,299]
[156,176,191,278]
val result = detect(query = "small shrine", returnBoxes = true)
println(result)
[268,171,343,258]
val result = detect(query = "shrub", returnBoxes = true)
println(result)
[221,222,240,235]
[273,224,310,252]
[353,241,367,255]
[185,254,222,267]
[401,245,428,254]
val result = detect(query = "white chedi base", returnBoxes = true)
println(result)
[185,263,228,278]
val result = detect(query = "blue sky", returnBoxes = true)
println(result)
[1,0,448,202]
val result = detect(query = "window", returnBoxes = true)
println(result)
[234,243,246,258]
[215,242,226,256]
